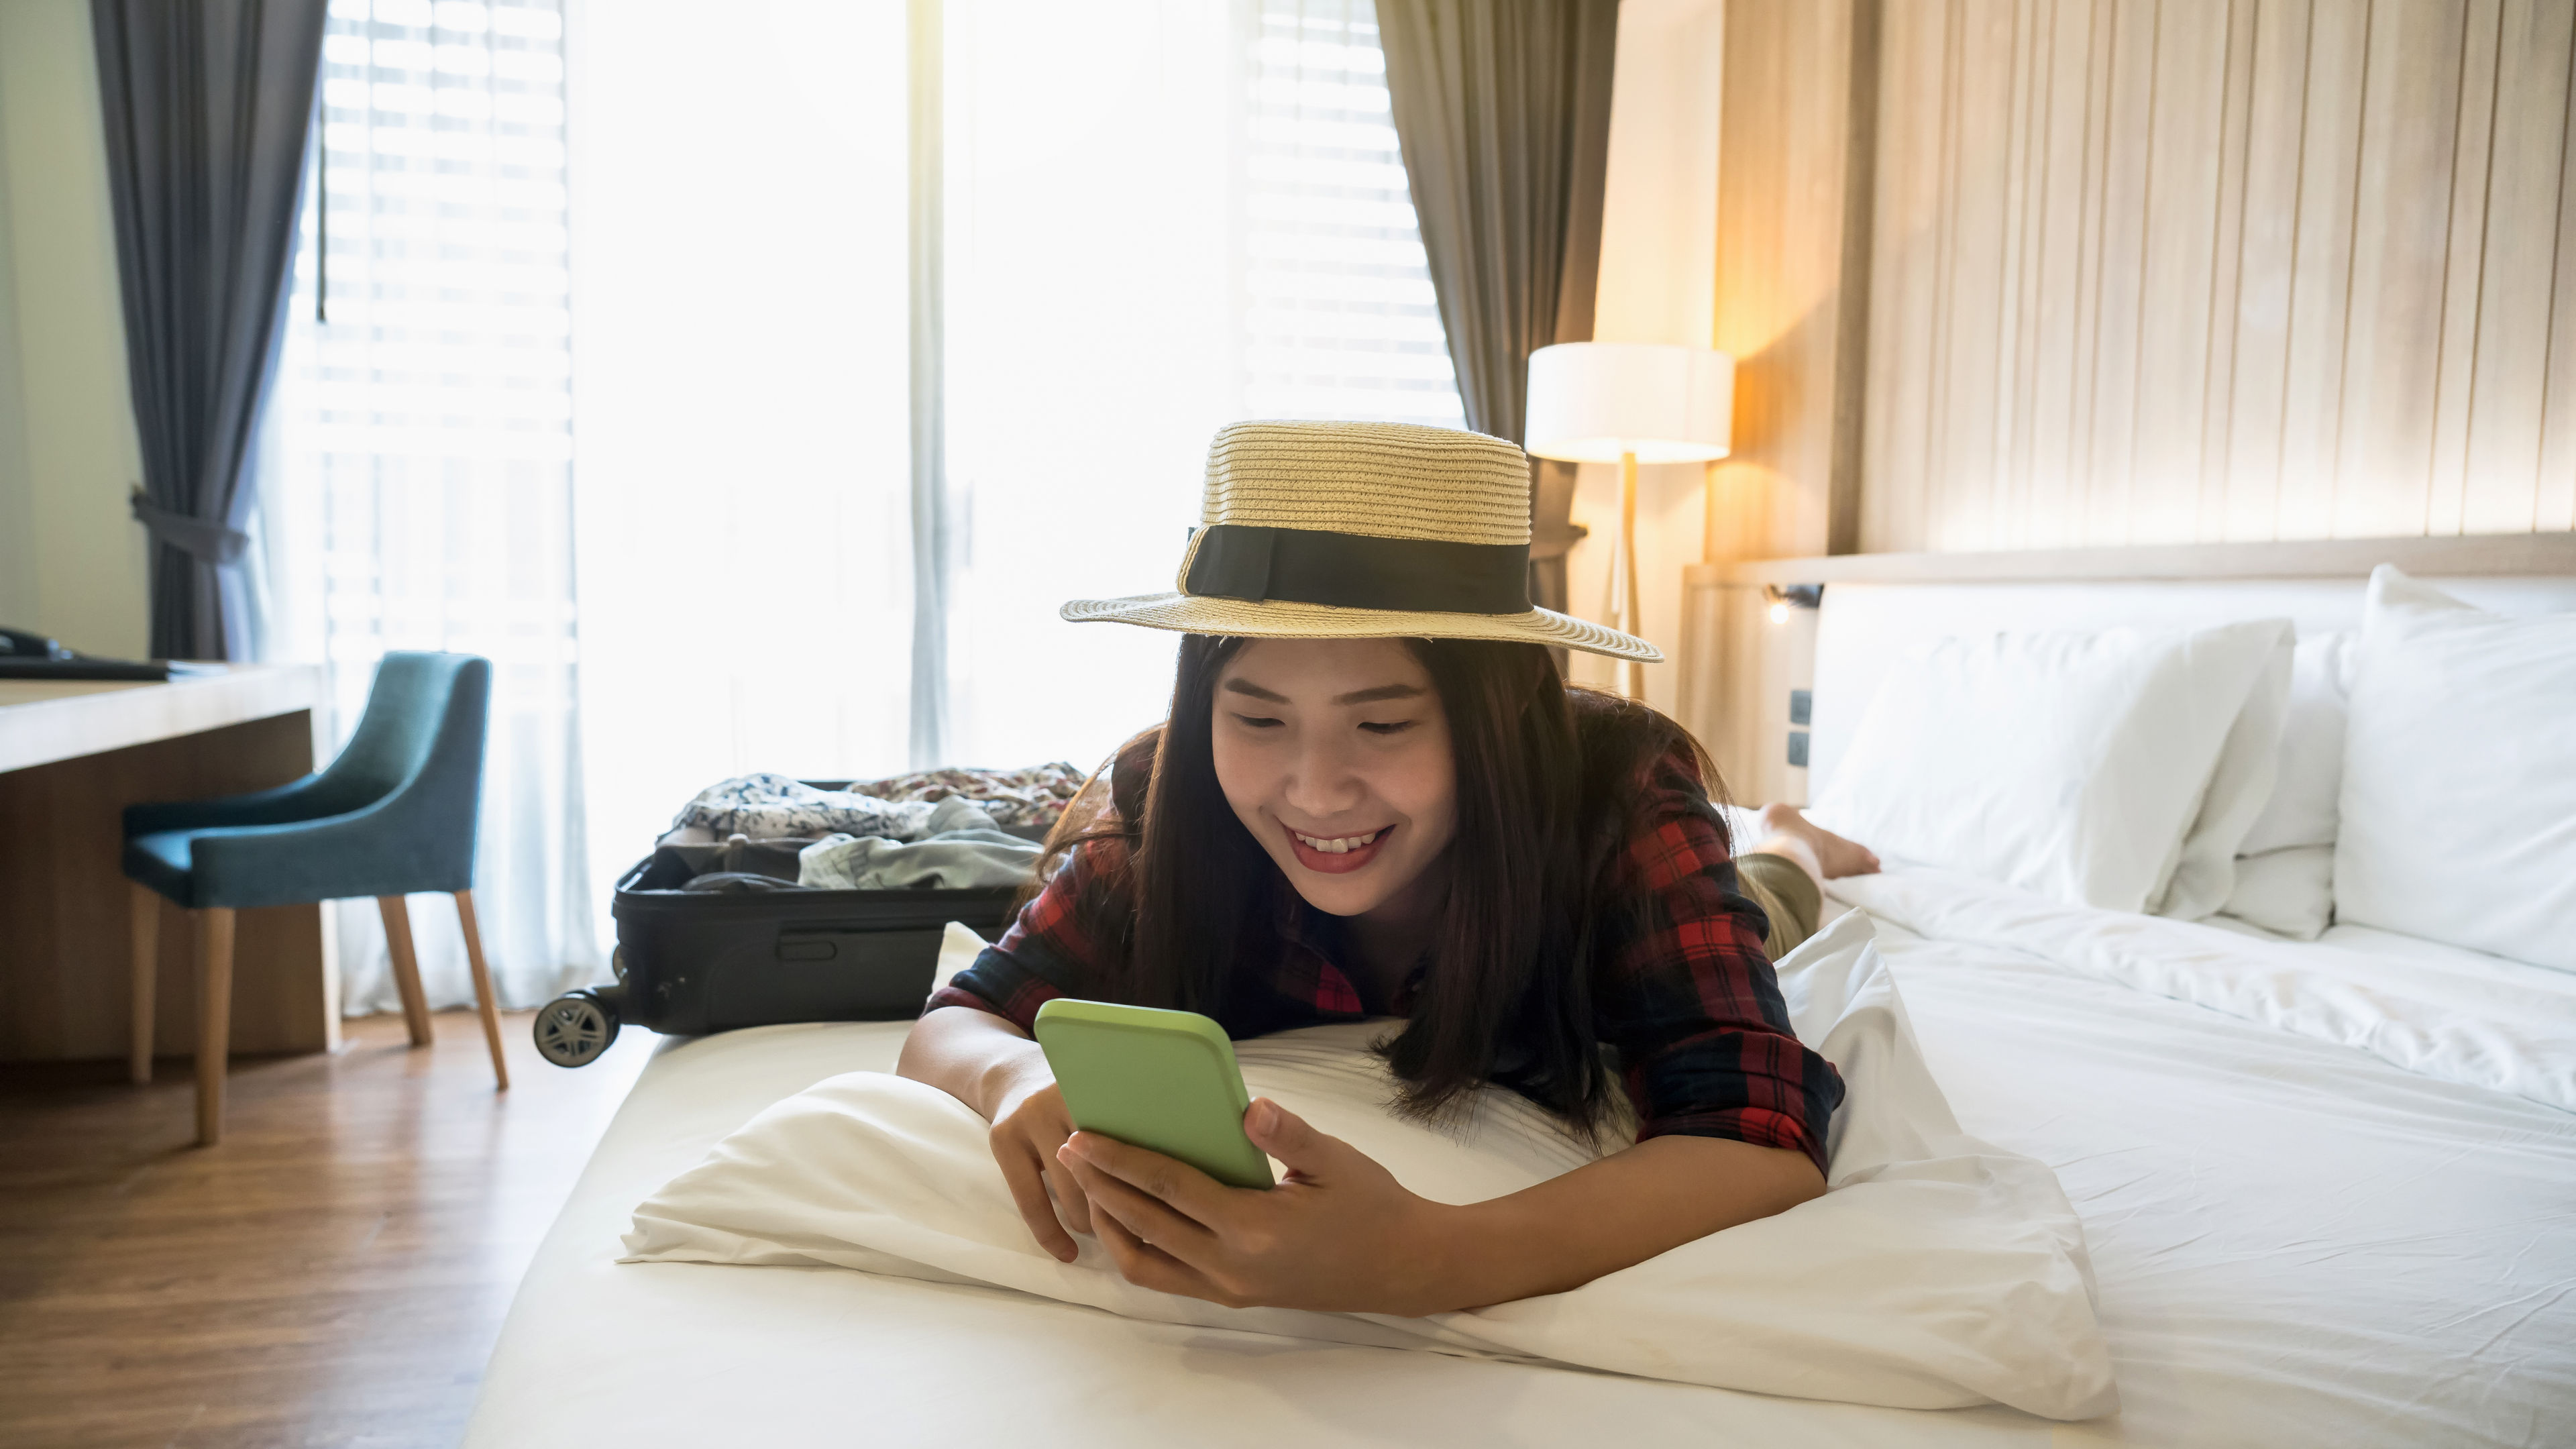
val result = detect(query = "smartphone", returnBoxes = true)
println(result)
[1032,998,1275,1190]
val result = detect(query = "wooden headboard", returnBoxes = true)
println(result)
[1676,531,2576,806]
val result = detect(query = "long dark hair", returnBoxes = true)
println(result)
[1035,635,1723,1137]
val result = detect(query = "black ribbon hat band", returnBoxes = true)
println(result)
[1061,422,1655,661]
[1183,523,1532,616]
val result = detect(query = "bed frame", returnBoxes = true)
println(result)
[1677,531,2576,805]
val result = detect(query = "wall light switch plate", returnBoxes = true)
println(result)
[1789,688,1812,726]
[1786,731,1810,768]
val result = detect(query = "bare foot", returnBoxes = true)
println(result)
[1754,803,1881,881]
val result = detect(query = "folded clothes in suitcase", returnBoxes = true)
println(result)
[535,770,1078,1067]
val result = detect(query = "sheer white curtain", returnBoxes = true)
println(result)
[936,0,1236,772]
[252,0,596,1012]
[938,0,1461,773]
[565,0,915,885]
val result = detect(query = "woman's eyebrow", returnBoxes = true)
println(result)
[1333,683,1427,706]
[1218,679,1425,706]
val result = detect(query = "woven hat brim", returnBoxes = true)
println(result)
[1059,593,1662,663]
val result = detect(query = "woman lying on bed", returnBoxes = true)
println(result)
[898,421,1879,1317]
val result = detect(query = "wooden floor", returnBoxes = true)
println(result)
[0,1010,653,1448]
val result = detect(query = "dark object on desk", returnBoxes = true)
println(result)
[0,626,215,680]
[531,804,1030,1069]
[1,627,74,661]
[0,657,180,680]
[121,651,508,1145]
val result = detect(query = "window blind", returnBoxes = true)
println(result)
[256,0,593,1010]
[301,0,572,478]
[1243,0,1465,428]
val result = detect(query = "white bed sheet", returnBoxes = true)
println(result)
[465,905,2576,1448]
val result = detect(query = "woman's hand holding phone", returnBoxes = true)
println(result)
[1055,1097,1454,1316]
[894,1006,1099,1263]
[983,1067,1093,1263]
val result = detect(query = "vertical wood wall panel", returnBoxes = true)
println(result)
[2428,0,2504,535]
[2198,0,2261,541]
[2466,0,2573,532]
[1857,0,2576,550]
[2220,0,2316,538]
[2024,0,2102,549]
[1937,0,2020,549]
[2273,4,2369,539]
[2133,0,2234,545]
[2538,19,2576,529]
[1991,0,2038,548]
[2466,0,2565,531]
[2335,0,2466,538]
[1861,0,1950,551]
[1917,0,1966,551]
[2055,0,2121,546]
[1992,0,2040,550]
[1709,0,1870,563]
[2084,0,2159,545]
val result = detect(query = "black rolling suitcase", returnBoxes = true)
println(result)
[532,780,1047,1068]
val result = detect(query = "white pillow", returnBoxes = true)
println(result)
[2219,844,2336,940]
[2214,632,2355,932]
[2236,631,2356,855]
[1810,619,2294,912]
[623,912,2118,1421]
[2336,567,2576,970]
[2155,632,2293,920]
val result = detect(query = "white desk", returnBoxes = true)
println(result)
[0,665,333,1063]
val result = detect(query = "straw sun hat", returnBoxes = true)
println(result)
[1061,420,1660,662]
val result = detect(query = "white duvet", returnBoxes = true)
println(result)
[621,912,2118,1420]
[1831,868,2576,1114]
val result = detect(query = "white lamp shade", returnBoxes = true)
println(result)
[1522,341,1734,464]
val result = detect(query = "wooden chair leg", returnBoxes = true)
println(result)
[129,883,158,1085]
[195,908,235,1147]
[378,896,435,1048]
[453,890,510,1091]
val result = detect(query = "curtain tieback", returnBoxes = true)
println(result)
[131,488,249,566]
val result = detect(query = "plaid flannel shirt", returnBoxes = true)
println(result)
[929,747,1842,1173]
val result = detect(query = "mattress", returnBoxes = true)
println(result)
[464,891,2576,1447]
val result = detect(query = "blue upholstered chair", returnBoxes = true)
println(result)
[123,651,508,1145]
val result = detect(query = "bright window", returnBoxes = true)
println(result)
[258,0,1466,989]
[940,0,1465,775]
[255,0,592,1010]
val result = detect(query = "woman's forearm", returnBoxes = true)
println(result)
[894,1004,1050,1118]
[1419,1135,1825,1310]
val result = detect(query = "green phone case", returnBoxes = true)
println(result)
[1033,998,1275,1190]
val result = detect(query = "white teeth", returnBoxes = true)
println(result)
[1294,828,1382,855]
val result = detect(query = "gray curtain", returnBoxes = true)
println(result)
[92,0,327,661]
[1377,0,1619,623]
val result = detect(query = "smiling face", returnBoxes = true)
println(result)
[1209,637,1458,920]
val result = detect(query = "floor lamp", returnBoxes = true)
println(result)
[1523,343,1735,698]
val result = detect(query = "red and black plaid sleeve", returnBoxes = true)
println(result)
[1594,748,1844,1175]
[926,837,1132,1032]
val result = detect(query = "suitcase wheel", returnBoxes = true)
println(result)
[535,989,620,1069]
